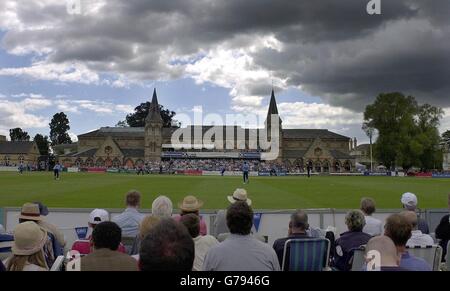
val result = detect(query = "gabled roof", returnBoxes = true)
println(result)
[0,141,37,154]
[78,127,145,138]
[70,148,98,158]
[283,129,350,140]
[329,150,353,159]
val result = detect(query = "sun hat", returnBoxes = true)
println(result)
[401,192,418,209]
[227,188,252,205]
[18,203,43,221]
[12,221,47,256]
[178,195,203,212]
[88,209,109,225]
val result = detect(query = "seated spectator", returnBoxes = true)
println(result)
[130,215,161,257]
[360,197,383,236]
[112,190,145,237]
[33,201,66,247]
[151,195,173,218]
[365,236,407,271]
[80,221,138,271]
[384,213,431,271]
[401,211,434,246]
[214,188,258,237]
[0,232,14,255]
[180,213,219,271]
[203,202,280,271]
[401,192,429,234]
[435,193,450,261]
[174,195,207,236]
[273,209,311,268]
[333,210,371,271]
[18,203,62,266]
[3,221,48,271]
[139,218,195,271]
[72,209,126,255]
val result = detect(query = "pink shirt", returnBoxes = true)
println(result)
[174,215,207,236]
[71,235,127,255]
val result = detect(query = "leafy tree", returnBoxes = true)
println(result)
[125,103,179,128]
[442,130,450,145]
[33,134,50,155]
[9,128,30,141]
[363,92,443,171]
[49,112,72,146]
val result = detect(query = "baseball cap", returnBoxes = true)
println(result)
[89,209,109,225]
[401,192,418,209]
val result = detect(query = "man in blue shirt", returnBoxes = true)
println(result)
[384,213,431,271]
[53,162,62,180]
[242,162,249,184]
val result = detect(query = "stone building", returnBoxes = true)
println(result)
[0,137,40,166]
[61,89,355,172]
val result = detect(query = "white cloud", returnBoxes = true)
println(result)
[20,98,52,111]
[0,62,100,85]
[0,99,49,136]
[68,132,78,143]
[278,102,363,129]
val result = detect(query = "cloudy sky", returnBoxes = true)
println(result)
[0,0,449,143]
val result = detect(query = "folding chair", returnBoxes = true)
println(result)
[282,238,330,271]
[350,246,366,271]
[50,255,65,271]
[406,245,442,271]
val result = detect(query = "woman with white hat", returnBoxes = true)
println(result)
[3,221,49,271]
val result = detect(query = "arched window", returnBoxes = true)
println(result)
[334,161,341,172]
[112,158,121,168]
[95,158,104,167]
[314,161,322,173]
[19,155,25,164]
[124,158,134,169]
[323,160,330,172]
[85,158,94,167]
[344,160,352,172]
[105,158,112,168]
[75,158,83,167]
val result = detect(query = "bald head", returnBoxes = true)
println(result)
[289,209,309,232]
[366,236,400,267]
[400,211,418,230]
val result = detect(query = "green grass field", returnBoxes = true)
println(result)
[0,172,449,209]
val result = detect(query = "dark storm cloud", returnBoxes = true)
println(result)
[1,0,449,110]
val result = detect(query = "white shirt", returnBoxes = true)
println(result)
[363,215,383,236]
[203,234,280,271]
[193,235,219,271]
[407,230,434,247]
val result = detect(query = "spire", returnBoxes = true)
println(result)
[265,88,282,128]
[146,88,163,123]
[268,89,279,115]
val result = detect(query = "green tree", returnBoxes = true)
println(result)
[364,92,418,170]
[33,134,50,155]
[124,103,179,128]
[49,112,72,146]
[364,92,443,171]
[115,120,128,127]
[9,128,30,141]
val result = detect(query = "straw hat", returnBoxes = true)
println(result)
[178,195,203,212]
[12,221,47,256]
[19,203,43,221]
[227,188,252,205]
